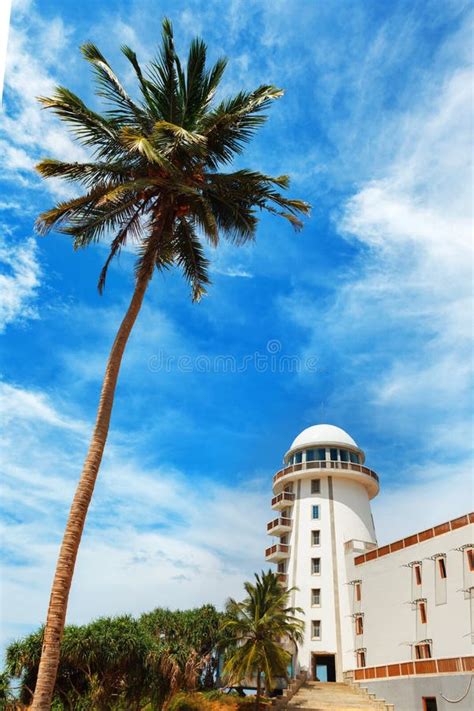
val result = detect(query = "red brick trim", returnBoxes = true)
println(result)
[354,513,473,565]
[351,656,474,680]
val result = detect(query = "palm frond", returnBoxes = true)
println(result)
[174,218,211,301]
[81,42,149,128]
[38,88,122,160]
[146,18,181,123]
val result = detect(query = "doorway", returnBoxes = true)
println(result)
[312,654,336,682]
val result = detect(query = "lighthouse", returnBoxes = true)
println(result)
[265,424,380,683]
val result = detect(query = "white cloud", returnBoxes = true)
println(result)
[0,382,270,652]
[1,6,87,198]
[0,235,41,332]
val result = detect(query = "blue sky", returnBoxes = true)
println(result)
[0,0,472,657]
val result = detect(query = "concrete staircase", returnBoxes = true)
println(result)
[285,681,395,711]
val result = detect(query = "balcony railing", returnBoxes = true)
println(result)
[271,491,295,509]
[265,543,290,562]
[267,517,292,535]
[273,459,379,486]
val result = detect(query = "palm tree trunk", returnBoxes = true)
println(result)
[31,272,151,710]
[256,669,261,711]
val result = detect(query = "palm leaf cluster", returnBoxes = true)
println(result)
[36,18,310,301]
[221,570,304,693]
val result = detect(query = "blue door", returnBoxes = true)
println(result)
[316,663,328,682]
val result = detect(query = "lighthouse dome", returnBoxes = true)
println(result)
[290,424,358,450]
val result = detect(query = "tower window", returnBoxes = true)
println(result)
[438,557,447,579]
[311,530,320,546]
[355,582,361,602]
[467,549,474,572]
[330,448,338,461]
[355,615,363,635]
[312,505,320,519]
[294,451,302,464]
[422,699,437,711]
[419,601,427,624]
[306,448,315,461]
[415,643,431,659]
[356,650,366,668]
[277,562,285,573]
[311,479,321,494]
[311,558,321,575]
[316,448,326,460]
[311,620,321,640]
[340,449,349,462]
[311,588,321,606]
[350,452,360,464]
[414,564,422,586]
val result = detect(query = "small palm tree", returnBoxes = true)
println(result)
[31,19,310,710]
[221,571,304,710]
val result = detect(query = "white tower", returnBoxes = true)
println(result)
[265,424,379,683]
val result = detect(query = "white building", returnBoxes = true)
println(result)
[265,424,473,711]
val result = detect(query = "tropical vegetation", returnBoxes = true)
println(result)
[4,605,222,710]
[2,573,302,709]
[31,16,310,710]
[221,571,304,710]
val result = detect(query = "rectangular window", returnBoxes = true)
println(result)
[311,479,321,494]
[330,448,338,461]
[414,564,422,586]
[356,650,366,668]
[468,549,474,572]
[355,615,363,635]
[350,452,360,464]
[316,448,326,460]
[415,643,431,660]
[277,562,285,573]
[355,582,361,602]
[311,620,321,640]
[294,451,302,464]
[306,449,315,461]
[312,505,320,519]
[340,449,350,462]
[438,557,447,579]
[311,530,320,546]
[422,699,437,711]
[311,558,321,575]
[419,601,427,624]
[311,588,321,606]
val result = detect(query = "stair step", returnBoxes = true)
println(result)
[286,681,393,710]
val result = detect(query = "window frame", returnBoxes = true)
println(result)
[414,564,422,586]
[355,615,364,635]
[467,549,474,572]
[356,650,366,668]
[415,643,432,660]
[311,557,321,575]
[355,582,361,602]
[311,478,321,494]
[312,504,320,520]
[311,588,321,607]
[438,557,447,579]
[311,619,321,640]
[419,601,427,624]
[311,529,321,547]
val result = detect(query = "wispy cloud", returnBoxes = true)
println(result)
[0,381,269,651]
[0,235,42,332]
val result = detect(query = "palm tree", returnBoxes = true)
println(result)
[221,570,304,710]
[30,18,310,710]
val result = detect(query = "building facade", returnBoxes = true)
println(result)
[265,424,473,711]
